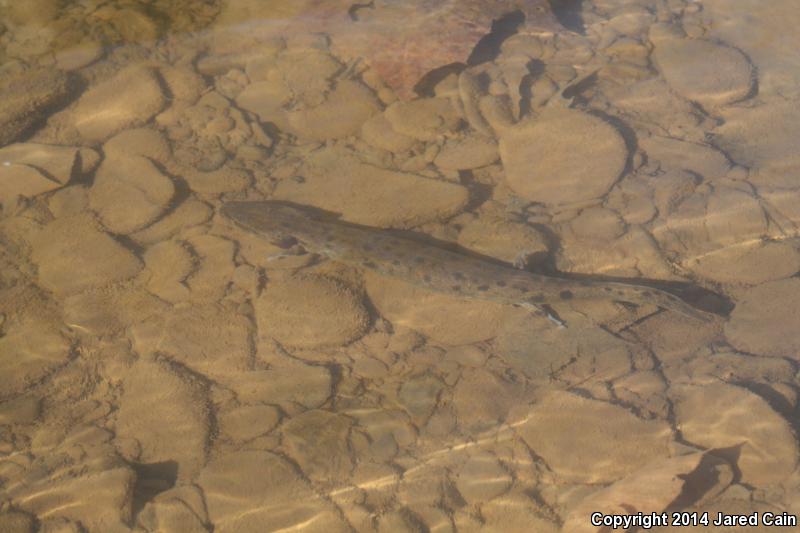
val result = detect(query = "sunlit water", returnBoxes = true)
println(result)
[1,0,800,531]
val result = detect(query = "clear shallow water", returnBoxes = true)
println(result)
[1,1,800,532]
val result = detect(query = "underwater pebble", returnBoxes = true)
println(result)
[31,214,143,294]
[103,128,172,164]
[0,68,74,146]
[653,38,754,108]
[273,146,469,228]
[671,382,798,486]
[73,66,166,142]
[640,135,731,179]
[115,355,210,480]
[360,113,418,153]
[281,409,355,484]
[515,390,673,483]
[254,274,370,349]
[384,97,462,141]
[198,450,349,533]
[499,108,627,205]
[434,135,499,170]
[455,452,513,504]
[725,278,800,358]
[287,79,381,141]
[89,155,175,234]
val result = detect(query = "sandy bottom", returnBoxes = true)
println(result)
[2,0,800,531]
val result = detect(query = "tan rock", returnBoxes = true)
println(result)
[89,155,175,234]
[31,214,143,294]
[254,273,370,349]
[0,317,70,398]
[499,108,627,205]
[115,355,210,480]
[129,197,212,245]
[287,79,381,140]
[218,404,280,442]
[685,240,800,285]
[671,382,798,486]
[365,270,531,345]
[653,38,754,108]
[724,279,800,358]
[453,368,524,434]
[73,66,166,142]
[515,390,673,483]
[281,409,355,484]
[360,113,418,153]
[563,452,733,533]
[0,143,84,184]
[455,452,513,504]
[0,164,61,206]
[640,135,731,179]
[274,146,469,228]
[198,450,349,533]
[384,97,462,141]
[103,128,172,163]
[434,135,499,170]
[0,68,74,146]
[235,78,292,131]
[178,165,250,194]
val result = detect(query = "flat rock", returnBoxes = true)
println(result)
[254,273,370,349]
[287,79,382,140]
[0,164,62,207]
[281,409,354,484]
[89,155,175,234]
[115,355,210,480]
[198,450,349,533]
[360,113,418,152]
[273,146,469,227]
[725,279,800,358]
[130,304,252,381]
[0,317,70,398]
[218,404,280,442]
[31,214,143,294]
[455,452,513,504]
[684,240,800,285]
[0,143,86,184]
[103,128,172,163]
[671,382,798,486]
[714,100,800,187]
[514,390,673,483]
[234,352,333,408]
[365,270,531,345]
[0,68,74,146]
[452,368,525,434]
[653,38,754,108]
[434,135,499,170]
[235,79,292,131]
[499,108,627,205]
[384,97,462,141]
[73,66,166,142]
[639,135,731,179]
[563,453,733,533]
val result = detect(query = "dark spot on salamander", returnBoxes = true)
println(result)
[392,259,401,266]
[579,281,591,287]
[529,294,545,303]
[496,280,507,287]
[513,284,528,292]
[423,274,432,283]
[363,261,377,269]
[604,287,613,292]
[414,257,425,263]
[453,272,465,281]
[559,290,573,300]
[325,235,335,242]
[362,243,374,251]
[451,285,462,291]
[477,285,490,291]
